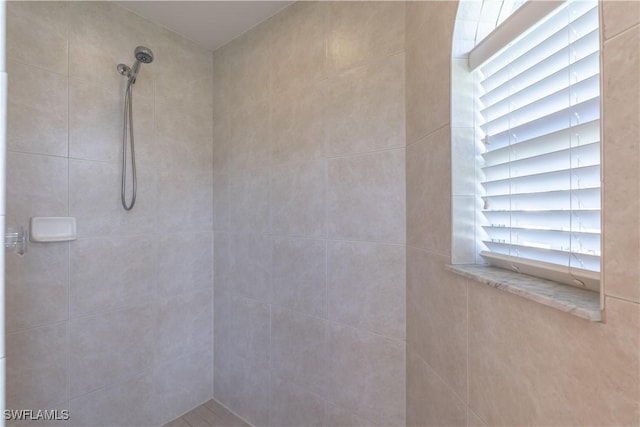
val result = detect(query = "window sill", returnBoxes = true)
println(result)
[446,264,602,322]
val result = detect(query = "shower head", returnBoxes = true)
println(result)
[134,46,154,64]
[118,46,154,84]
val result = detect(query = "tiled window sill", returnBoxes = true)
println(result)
[446,264,602,322]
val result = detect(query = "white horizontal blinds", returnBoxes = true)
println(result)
[478,0,601,280]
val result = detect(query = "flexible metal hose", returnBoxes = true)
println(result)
[121,79,137,211]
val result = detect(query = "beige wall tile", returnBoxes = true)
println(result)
[270,2,327,95]
[156,170,213,233]
[69,1,156,97]
[154,349,213,422]
[603,25,640,302]
[466,409,487,427]
[69,305,155,398]
[214,232,231,292]
[270,378,327,427]
[6,242,69,333]
[228,171,270,234]
[153,290,213,362]
[6,323,68,410]
[69,80,144,163]
[602,0,640,40]
[326,403,376,427]
[213,114,230,175]
[271,160,326,238]
[229,100,270,175]
[6,152,68,225]
[406,350,466,427]
[270,80,326,168]
[327,53,405,157]
[328,149,405,244]
[69,235,155,318]
[227,293,271,372]
[407,248,468,401]
[69,158,156,238]
[328,241,405,340]
[213,173,230,232]
[328,323,405,426]
[7,1,68,75]
[406,1,457,143]
[272,237,327,318]
[272,307,328,397]
[229,233,272,302]
[7,62,68,157]
[69,373,161,427]
[468,285,639,426]
[328,1,404,74]
[157,232,213,297]
[407,127,452,254]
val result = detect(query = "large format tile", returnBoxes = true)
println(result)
[6,323,68,411]
[153,290,213,362]
[326,403,375,427]
[229,100,270,175]
[69,235,155,318]
[5,241,69,332]
[602,25,640,303]
[153,349,213,423]
[328,150,405,244]
[407,127,451,254]
[270,1,327,95]
[157,231,213,297]
[68,80,152,164]
[229,233,271,302]
[270,378,326,427]
[6,152,68,225]
[405,1,457,143]
[272,237,327,318]
[270,80,326,168]
[327,52,405,157]
[227,293,271,372]
[271,307,327,397]
[69,158,156,238]
[68,1,155,97]
[406,350,466,427]
[69,373,160,427]
[7,61,68,157]
[228,171,270,234]
[271,160,326,238]
[602,1,640,40]
[328,1,405,74]
[406,248,467,401]
[156,170,213,233]
[7,1,68,74]
[213,173,229,232]
[468,287,640,426]
[328,241,405,340]
[327,323,405,426]
[69,304,155,398]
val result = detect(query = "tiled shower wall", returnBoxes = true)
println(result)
[5,2,213,425]
[212,2,406,425]
[406,1,640,426]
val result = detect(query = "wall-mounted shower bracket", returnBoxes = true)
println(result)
[5,226,27,256]
[117,63,131,77]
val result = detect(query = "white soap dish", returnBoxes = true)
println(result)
[30,217,77,242]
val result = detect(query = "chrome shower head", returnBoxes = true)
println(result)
[118,46,154,84]
[134,46,154,64]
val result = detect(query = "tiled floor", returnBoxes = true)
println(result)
[164,400,251,427]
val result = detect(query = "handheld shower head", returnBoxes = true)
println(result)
[118,46,154,84]
[134,46,154,64]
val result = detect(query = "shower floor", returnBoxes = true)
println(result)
[164,399,250,427]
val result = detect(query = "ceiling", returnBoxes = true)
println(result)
[117,1,294,52]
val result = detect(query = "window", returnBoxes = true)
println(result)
[453,0,601,292]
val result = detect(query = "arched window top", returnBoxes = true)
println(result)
[453,0,526,59]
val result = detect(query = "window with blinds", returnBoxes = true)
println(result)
[476,0,601,290]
